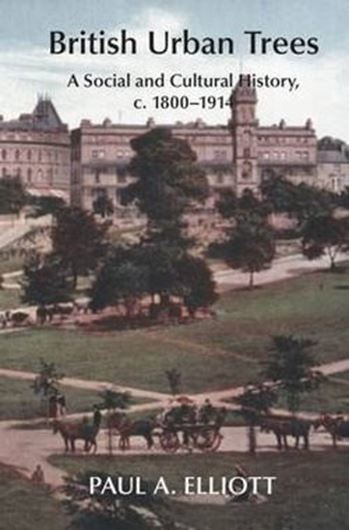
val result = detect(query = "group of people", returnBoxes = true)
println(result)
[161,398,227,428]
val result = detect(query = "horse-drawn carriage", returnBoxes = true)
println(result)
[156,420,223,453]
[106,401,226,453]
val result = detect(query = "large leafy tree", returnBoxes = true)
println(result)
[223,214,276,288]
[123,127,209,222]
[120,128,216,314]
[302,214,349,270]
[262,335,324,414]
[0,175,27,214]
[21,252,72,306]
[52,206,109,287]
[177,254,217,316]
[260,175,335,222]
[90,246,148,316]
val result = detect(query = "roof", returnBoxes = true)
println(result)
[0,98,68,132]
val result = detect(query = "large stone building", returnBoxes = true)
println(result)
[71,78,349,215]
[5,81,346,213]
[0,97,70,199]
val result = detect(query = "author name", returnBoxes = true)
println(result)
[89,474,277,497]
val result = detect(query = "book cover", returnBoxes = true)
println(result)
[0,1,348,529]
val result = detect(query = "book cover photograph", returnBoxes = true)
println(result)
[0,0,348,528]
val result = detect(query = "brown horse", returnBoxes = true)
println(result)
[52,419,100,453]
[107,412,155,450]
[260,417,311,450]
[314,414,349,448]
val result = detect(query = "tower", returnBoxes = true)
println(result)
[230,75,259,196]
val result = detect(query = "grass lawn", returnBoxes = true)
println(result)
[274,377,349,415]
[0,268,348,394]
[0,376,103,421]
[0,288,21,310]
[51,451,349,530]
[0,464,67,530]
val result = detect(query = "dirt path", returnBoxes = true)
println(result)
[0,355,349,492]
[214,252,348,290]
[0,422,339,491]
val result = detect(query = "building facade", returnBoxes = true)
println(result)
[0,98,70,200]
[71,79,349,215]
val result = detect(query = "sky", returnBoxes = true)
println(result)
[0,0,348,141]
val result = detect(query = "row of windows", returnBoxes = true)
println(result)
[258,136,310,146]
[1,167,58,183]
[1,148,68,163]
[260,150,310,161]
[91,149,133,160]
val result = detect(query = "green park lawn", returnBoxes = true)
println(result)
[0,288,21,310]
[0,267,348,395]
[0,464,67,530]
[0,377,102,421]
[51,451,349,530]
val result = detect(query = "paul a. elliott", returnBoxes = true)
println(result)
[89,475,277,497]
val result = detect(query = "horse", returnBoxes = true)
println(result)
[52,419,100,453]
[314,414,349,448]
[106,412,155,450]
[260,416,311,450]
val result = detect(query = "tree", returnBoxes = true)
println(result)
[234,384,277,454]
[123,127,209,222]
[302,214,349,270]
[93,194,114,218]
[21,252,72,306]
[98,388,131,455]
[262,335,324,414]
[91,246,148,317]
[224,214,276,288]
[52,206,109,287]
[120,127,216,315]
[260,175,335,222]
[64,471,191,530]
[0,175,27,215]
[177,255,217,316]
[32,358,64,416]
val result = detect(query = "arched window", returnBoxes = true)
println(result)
[242,161,252,180]
[2,167,6,177]
[27,168,32,183]
[1,149,6,160]
[27,149,32,161]
[15,149,20,161]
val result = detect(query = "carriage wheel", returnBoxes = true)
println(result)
[195,429,223,453]
[160,430,180,453]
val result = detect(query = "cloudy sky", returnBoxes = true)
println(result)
[0,0,348,141]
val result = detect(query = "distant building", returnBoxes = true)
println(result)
[71,79,349,215]
[0,97,70,200]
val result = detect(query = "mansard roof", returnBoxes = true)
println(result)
[0,97,68,132]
